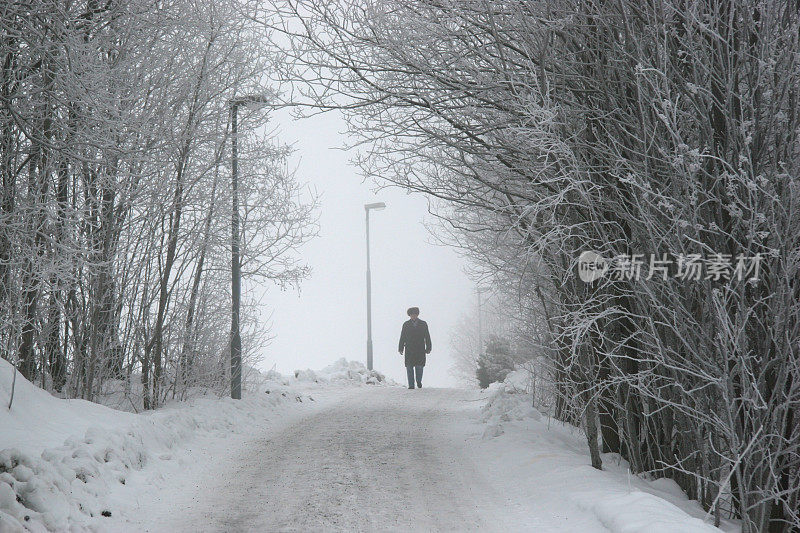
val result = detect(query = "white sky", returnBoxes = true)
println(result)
[252,108,474,387]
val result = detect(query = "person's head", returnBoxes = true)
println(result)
[407,307,420,319]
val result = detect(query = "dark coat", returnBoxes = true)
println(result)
[398,318,432,367]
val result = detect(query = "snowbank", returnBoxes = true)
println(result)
[0,359,324,532]
[291,358,391,386]
[476,370,738,533]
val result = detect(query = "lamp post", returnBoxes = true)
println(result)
[229,94,268,400]
[477,286,490,362]
[364,201,386,371]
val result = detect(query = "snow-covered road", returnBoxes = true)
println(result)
[123,387,516,532]
[108,384,726,533]
[201,388,501,531]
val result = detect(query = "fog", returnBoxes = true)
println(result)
[254,109,474,387]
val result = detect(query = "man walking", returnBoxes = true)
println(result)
[398,307,432,389]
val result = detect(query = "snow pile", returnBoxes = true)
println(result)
[0,359,309,532]
[479,371,542,440]
[261,368,284,382]
[475,370,736,533]
[571,489,723,533]
[293,358,389,385]
[292,368,321,382]
[497,369,530,393]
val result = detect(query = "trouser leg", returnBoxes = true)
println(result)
[406,366,415,388]
[415,365,423,387]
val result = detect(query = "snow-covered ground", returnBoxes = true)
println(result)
[473,372,738,533]
[1,360,736,532]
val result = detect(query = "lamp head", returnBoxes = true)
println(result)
[364,202,386,211]
[229,94,270,108]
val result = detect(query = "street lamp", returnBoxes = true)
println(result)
[365,201,386,371]
[229,94,269,400]
[477,286,490,362]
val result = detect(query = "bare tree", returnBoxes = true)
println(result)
[1,0,316,412]
[268,1,799,530]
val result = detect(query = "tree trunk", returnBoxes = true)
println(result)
[585,393,603,470]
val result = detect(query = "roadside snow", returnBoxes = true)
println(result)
[475,371,739,533]
[0,360,353,532]
[1,363,138,454]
